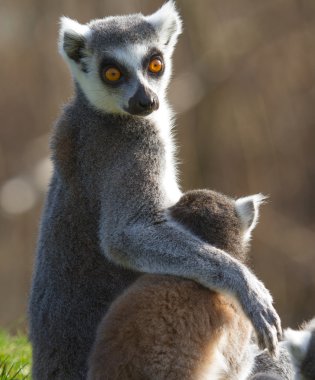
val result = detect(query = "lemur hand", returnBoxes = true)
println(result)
[239,267,282,357]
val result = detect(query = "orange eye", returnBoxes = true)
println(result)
[148,58,163,74]
[104,67,122,82]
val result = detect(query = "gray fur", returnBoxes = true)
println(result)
[250,374,283,380]
[301,331,315,379]
[29,3,281,379]
[62,15,157,60]
[89,16,157,47]
[285,318,315,380]
[251,345,295,379]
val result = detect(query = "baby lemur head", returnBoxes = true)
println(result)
[59,1,182,116]
[169,190,265,262]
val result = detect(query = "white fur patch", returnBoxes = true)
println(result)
[59,18,118,113]
[145,0,182,50]
[58,17,91,57]
[113,44,148,69]
[235,193,266,242]
[304,317,315,331]
[284,328,312,361]
[112,44,150,111]
[204,349,228,380]
[149,103,182,208]
[201,333,228,380]
[284,328,312,380]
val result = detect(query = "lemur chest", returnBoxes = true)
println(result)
[153,114,182,207]
[102,111,182,207]
[161,155,181,207]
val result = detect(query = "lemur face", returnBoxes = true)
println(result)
[59,1,182,116]
[169,190,265,262]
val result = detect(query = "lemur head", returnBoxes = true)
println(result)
[169,190,265,262]
[59,1,182,116]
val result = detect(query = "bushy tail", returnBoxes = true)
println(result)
[250,374,283,380]
[284,318,315,380]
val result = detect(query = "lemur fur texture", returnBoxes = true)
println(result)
[88,189,295,380]
[29,2,284,379]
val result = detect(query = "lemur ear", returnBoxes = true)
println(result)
[146,1,182,52]
[59,17,91,64]
[235,194,266,236]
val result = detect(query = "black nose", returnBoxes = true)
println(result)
[139,97,157,110]
[127,85,159,116]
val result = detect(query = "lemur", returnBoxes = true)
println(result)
[29,2,282,379]
[87,189,296,380]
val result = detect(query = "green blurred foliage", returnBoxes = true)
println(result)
[0,331,31,379]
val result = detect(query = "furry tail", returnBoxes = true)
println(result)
[284,318,315,380]
[250,374,283,380]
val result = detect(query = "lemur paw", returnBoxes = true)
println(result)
[251,304,281,357]
[240,269,282,356]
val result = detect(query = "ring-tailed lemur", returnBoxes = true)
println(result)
[29,2,281,379]
[87,189,296,380]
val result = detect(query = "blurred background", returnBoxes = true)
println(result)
[0,0,314,332]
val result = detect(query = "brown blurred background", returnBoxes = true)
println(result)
[0,0,314,332]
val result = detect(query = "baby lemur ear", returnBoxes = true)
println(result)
[146,1,182,51]
[235,194,266,235]
[59,17,91,66]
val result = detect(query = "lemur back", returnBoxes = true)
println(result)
[87,190,262,380]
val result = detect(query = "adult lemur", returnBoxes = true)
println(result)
[29,2,282,379]
[87,189,295,380]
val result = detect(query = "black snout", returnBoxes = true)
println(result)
[127,85,159,116]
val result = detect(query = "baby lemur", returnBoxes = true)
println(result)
[88,189,288,380]
[29,2,281,379]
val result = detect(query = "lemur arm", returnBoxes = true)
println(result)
[103,218,281,355]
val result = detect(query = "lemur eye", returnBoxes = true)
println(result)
[104,67,122,82]
[148,58,163,74]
